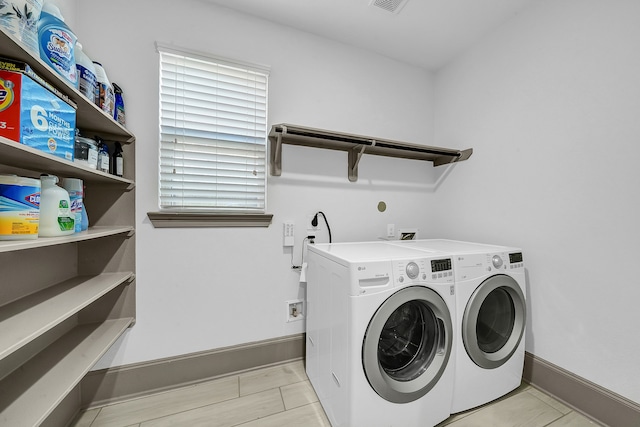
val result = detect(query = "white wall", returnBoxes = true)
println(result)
[433,0,640,403]
[72,0,441,368]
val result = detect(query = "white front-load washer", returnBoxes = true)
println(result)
[388,239,526,413]
[306,242,456,427]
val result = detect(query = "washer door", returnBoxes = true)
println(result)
[362,286,453,404]
[462,274,526,369]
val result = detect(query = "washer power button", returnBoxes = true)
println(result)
[492,255,503,269]
[406,262,419,279]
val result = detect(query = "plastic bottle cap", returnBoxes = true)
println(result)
[42,3,65,20]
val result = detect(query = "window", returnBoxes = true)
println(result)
[157,44,269,213]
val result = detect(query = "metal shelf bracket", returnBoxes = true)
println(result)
[270,125,286,177]
[348,141,374,182]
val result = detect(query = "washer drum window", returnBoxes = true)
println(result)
[462,274,526,369]
[362,286,453,404]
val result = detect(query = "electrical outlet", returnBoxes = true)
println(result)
[283,221,295,247]
[307,214,321,231]
[286,300,304,322]
[387,223,395,238]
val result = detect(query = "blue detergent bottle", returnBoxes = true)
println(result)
[37,2,78,87]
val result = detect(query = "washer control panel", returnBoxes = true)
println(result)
[393,258,453,284]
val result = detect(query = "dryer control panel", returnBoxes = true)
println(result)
[455,251,525,280]
[490,252,525,271]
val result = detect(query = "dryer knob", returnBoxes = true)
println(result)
[492,255,504,269]
[406,262,419,279]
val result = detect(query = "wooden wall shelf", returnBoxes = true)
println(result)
[268,123,472,182]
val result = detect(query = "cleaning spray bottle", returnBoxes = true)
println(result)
[112,83,125,126]
[62,177,83,233]
[95,136,110,173]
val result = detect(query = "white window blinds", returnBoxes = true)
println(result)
[157,44,268,211]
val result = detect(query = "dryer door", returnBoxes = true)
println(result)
[362,286,453,404]
[462,274,526,369]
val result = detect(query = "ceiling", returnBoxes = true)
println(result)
[203,0,538,70]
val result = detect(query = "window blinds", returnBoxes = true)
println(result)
[157,44,269,211]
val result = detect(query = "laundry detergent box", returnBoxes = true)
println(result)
[0,67,76,161]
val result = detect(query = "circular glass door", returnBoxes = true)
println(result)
[362,286,453,403]
[462,274,526,369]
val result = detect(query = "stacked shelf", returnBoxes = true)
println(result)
[1,27,136,426]
[0,319,134,426]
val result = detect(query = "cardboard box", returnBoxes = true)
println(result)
[0,68,76,161]
[0,56,77,109]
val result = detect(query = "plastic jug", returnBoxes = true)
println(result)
[37,2,78,87]
[75,42,98,102]
[0,0,43,54]
[93,61,115,116]
[39,175,74,237]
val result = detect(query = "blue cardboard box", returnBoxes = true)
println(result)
[0,68,76,161]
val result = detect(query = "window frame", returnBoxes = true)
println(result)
[150,43,271,227]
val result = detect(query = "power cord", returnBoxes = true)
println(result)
[291,235,315,269]
[312,211,332,243]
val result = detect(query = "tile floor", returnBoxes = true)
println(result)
[71,360,602,427]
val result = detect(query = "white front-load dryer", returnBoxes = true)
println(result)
[388,239,527,413]
[306,242,456,427]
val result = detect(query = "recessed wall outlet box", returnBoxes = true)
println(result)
[399,228,419,240]
[286,299,304,322]
[283,221,294,247]
[387,223,395,238]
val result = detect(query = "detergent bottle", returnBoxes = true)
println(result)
[37,1,78,87]
[38,175,74,237]
[75,42,98,101]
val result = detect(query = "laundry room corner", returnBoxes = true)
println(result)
[431,0,640,407]
[72,0,444,377]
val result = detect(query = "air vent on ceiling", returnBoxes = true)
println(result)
[369,0,409,14]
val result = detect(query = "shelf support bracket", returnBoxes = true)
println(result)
[270,126,285,177]
[347,140,374,182]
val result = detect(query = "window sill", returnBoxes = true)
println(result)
[147,212,273,228]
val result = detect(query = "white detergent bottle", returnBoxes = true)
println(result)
[0,0,44,54]
[75,42,98,102]
[39,175,75,237]
[93,61,115,116]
